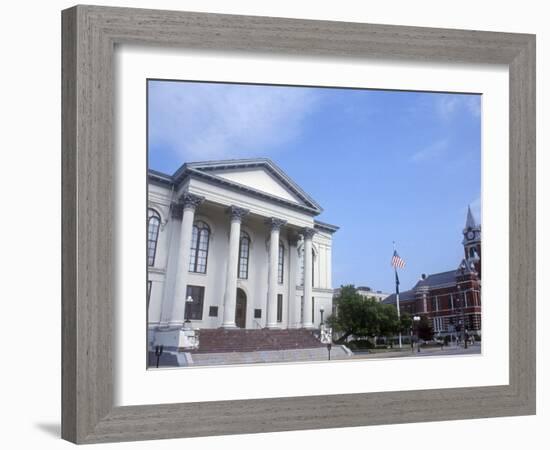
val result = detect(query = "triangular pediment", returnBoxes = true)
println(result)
[212,167,304,204]
[182,159,322,214]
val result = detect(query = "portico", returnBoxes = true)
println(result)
[147,158,338,347]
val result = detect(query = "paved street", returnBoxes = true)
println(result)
[351,343,481,359]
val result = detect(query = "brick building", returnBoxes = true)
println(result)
[382,206,482,338]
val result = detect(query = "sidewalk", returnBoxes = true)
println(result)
[350,343,481,359]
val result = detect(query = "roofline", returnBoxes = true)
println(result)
[187,168,322,215]
[147,160,324,216]
[148,169,174,186]
[183,158,323,209]
[314,219,340,233]
[382,290,416,304]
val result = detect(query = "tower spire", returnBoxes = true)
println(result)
[462,204,481,278]
[465,204,477,230]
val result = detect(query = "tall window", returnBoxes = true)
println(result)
[189,221,210,273]
[185,285,205,320]
[278,242,284,284]
[277,294,283,322]
[147,209,161,266]
[238,231,250,279]
[433,317,443,332]
[299,248,315,287]
[147,280,152,309]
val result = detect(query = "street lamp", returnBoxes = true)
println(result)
[413,315,421,353]
[154,344,164,368]
[458,263,468,349]
[183,295,193,330]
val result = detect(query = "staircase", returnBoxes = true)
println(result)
[191,328,325,354]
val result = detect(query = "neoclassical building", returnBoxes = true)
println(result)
[147,159,338,348]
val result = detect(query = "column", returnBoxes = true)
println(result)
[222,206,249,328]
[266,217,287,329]
[169,192,204,327]
[302,227,316,329]
[159,205,183,326]
[288,237,300,328]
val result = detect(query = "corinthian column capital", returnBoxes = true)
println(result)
[227,205,250,223]
[170,193,204,219]
[265,217,287,232]
[180,192,205,211]
[301,227,317,240]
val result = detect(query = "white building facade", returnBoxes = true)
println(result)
[333,286,390,302]
[147,159,338,346]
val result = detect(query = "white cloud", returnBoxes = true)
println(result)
[464,96,481,118]
[469,196,481,223]
[436,94,481,120]
[410,139,449,163]
[148,82,319,161]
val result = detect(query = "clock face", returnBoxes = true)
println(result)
[467,231,475,240]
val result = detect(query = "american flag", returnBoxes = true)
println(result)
[391,250,406,269]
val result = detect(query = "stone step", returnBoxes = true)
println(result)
[187,347,350,366]
[192,328,326,354]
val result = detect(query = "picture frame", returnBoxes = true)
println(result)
[61,4,535,444]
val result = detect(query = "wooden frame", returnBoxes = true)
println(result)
[62,5,536,444]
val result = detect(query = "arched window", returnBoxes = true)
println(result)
[299,248,315,287]
[147,209,161,266]
[189,221,210,273]
[238,231,251,279]
[278,241,285,284]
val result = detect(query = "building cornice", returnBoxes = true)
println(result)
[314,220,340,234]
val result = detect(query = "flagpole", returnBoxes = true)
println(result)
[395,268,402,348]
[393,241,403,349]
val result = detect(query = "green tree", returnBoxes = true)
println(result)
[399,312,412,334]
[417,316,433,341]
[327,285,381,344]
[377,303,400,340]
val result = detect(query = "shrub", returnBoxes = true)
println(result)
[348,339,375,350]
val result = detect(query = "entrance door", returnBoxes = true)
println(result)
[235,288,247,328]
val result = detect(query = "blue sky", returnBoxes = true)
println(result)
[148,80,481,293]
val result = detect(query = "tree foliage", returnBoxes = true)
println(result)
[328,285,414,344]
[399,312,412,333]
[417,315,433,341]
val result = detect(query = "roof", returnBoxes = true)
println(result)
[382,290,416,305]
[413,270,457,289]
[314,219,340,234]
[149,158,324,216]
[382,267,470,306]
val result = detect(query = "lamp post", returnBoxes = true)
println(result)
[413,315,421,353]
[183,295,193,330]
[320,306,325,327]
[458,263,468,349]
[154,344,164,368]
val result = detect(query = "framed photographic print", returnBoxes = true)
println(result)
[62,5,535,444]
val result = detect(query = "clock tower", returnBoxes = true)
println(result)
[462,205,481,276]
